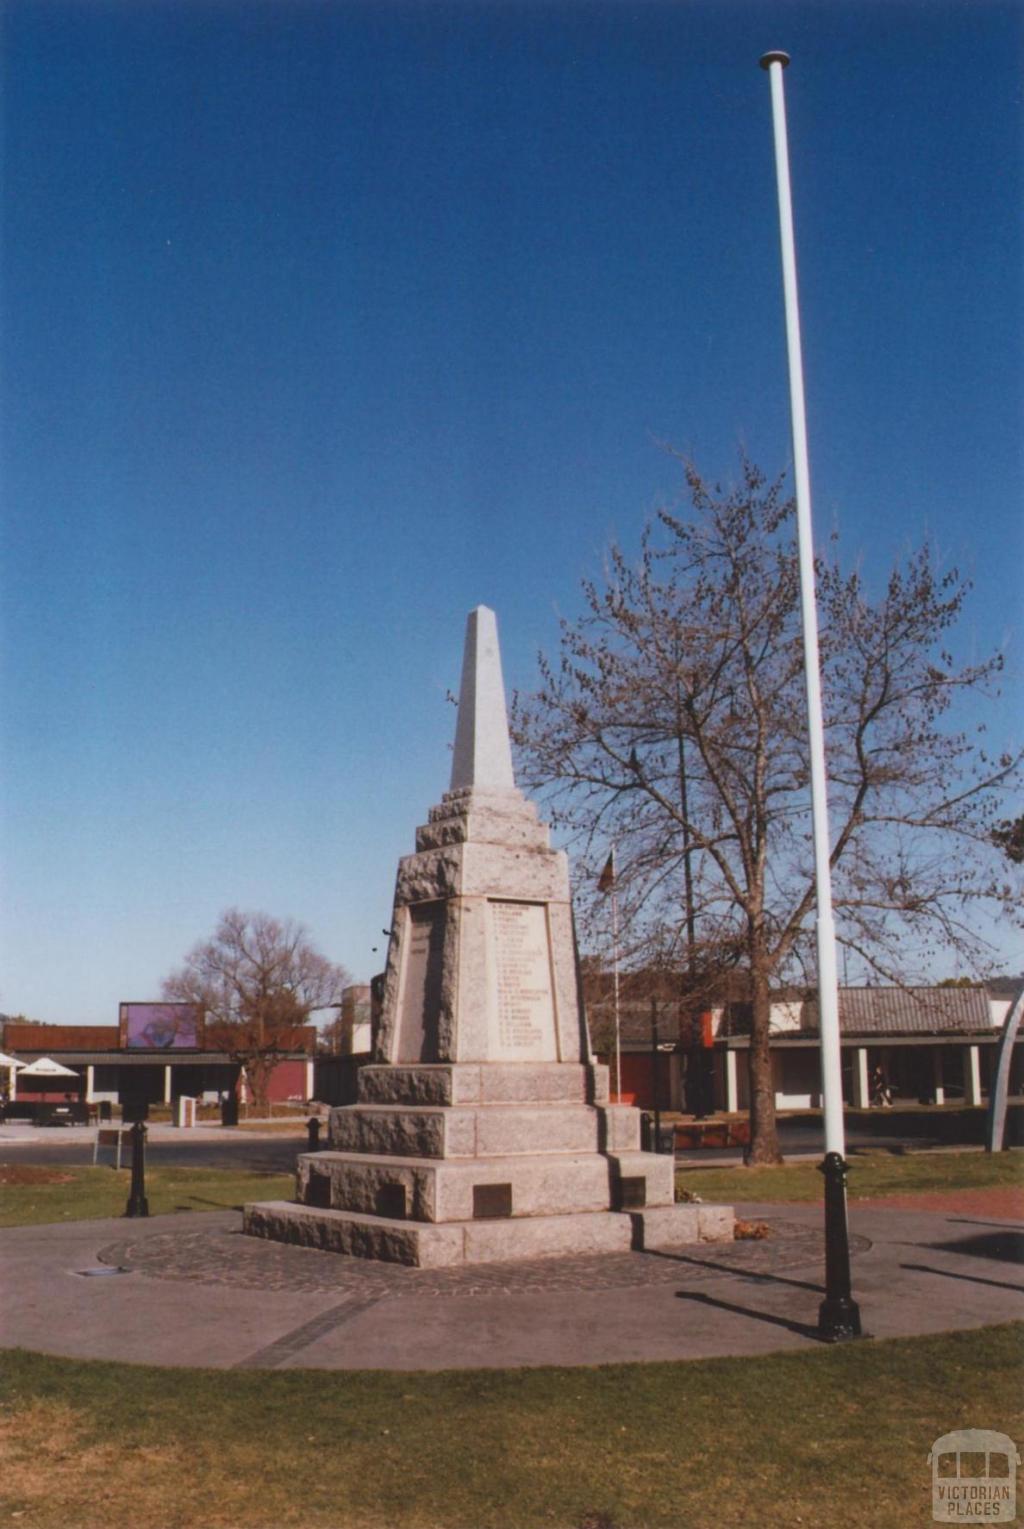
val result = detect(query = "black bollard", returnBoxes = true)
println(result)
[817,1151,863,1341]
[306,1117,322,1153]
[124,1120,149,1218]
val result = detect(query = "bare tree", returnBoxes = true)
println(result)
[512,458,1021,1162]
[163,910,350,1112]
[992,814,1024,865]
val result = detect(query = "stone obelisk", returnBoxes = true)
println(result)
[377,604,588,1071]
[244,606,732,1265]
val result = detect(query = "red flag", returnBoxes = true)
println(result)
[598,850,615,893]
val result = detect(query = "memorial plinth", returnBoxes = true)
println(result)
[244,606,733,1264]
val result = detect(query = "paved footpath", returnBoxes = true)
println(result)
[1,1190,1020,1372]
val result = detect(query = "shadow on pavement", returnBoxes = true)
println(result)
[647,1248,826,1296]
[900,1261,1024,1295]
[675,1288,822,1341]
[924,1230,1024,1265]
[947,1218,1024,1231]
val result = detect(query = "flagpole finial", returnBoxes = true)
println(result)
[759,50,791,70]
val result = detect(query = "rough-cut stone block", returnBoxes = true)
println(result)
[606,1151,676,1207]
[589,1064,611,1104]
[332,1102,615,1160]
[473,1064,603,1106]
[243,1202,465,1268]
[598,1105,642,1151]
[457,842,569,902]
[394,846,463,905]
[461,1210,635,1263]
[300,1154,435,1221]
[630,1204,702,1250]
[356,1062,609,1109]
[698,1204,735,1241]
[296,1149,680,1226]
[329,1105,449,1159]
[433,1154,605,1222]
[357,1067,455,1107]
[472,1105,601,1157]
[416,794,550,853]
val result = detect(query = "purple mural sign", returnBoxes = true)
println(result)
[119,1002,203,1050]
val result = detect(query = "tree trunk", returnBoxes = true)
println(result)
[244,1057,273,1116]
[746,960,782,1164]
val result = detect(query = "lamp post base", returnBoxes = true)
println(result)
[818,1294,863,1343]
[817,1150,864,1342]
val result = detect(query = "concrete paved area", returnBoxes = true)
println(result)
[1,1196,1020,1372]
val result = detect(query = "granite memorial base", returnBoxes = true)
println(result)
[243,1062,734,1266]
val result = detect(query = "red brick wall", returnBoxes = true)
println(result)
[3,1024,119,1052]
[266,1058,309,1102]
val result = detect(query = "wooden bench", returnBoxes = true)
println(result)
[673,1119,751,1150]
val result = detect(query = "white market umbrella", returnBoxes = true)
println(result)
[16,1056,80,1077]
[0,1051,24,1070]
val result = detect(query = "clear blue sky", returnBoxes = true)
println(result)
[2,2,1020,1022]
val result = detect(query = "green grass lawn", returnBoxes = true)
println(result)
[1,1325,1020,1528]
[0,1164,295,1227]
[2,1148,1019,1228]
[677,1147,1024,1203]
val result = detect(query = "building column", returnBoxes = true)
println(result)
[725,1049,739,1114]
[932,1049,945,1106]
[163,1065,173,1104]
[85,1065,95,1104]
[852,1047,870,1109]
[966,1045,982,1107]
[305,1058,315,1101]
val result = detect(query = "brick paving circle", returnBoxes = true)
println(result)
[97,1217,870,1298]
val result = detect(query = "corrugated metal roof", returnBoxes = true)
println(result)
[836,986,993,1035]
[595,984,997,1044]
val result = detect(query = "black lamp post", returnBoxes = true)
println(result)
[124,1118,149,1217]
[817,1152,861,1339]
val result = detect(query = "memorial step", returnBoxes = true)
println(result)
[328,1101,640,1159]
[243,1199,734,1267]
[243,1201,630,1267]
[355,1061,611,1109]
[297,1148,677,1223]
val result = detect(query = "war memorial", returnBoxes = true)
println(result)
[244,605,733,1266]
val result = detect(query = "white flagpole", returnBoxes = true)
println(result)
[760,48,861,1341]
[760,48,844,1157]
[610,846,622,1101]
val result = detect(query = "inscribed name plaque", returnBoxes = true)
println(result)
[487,900,557,1061]
[396,903,444,1062]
